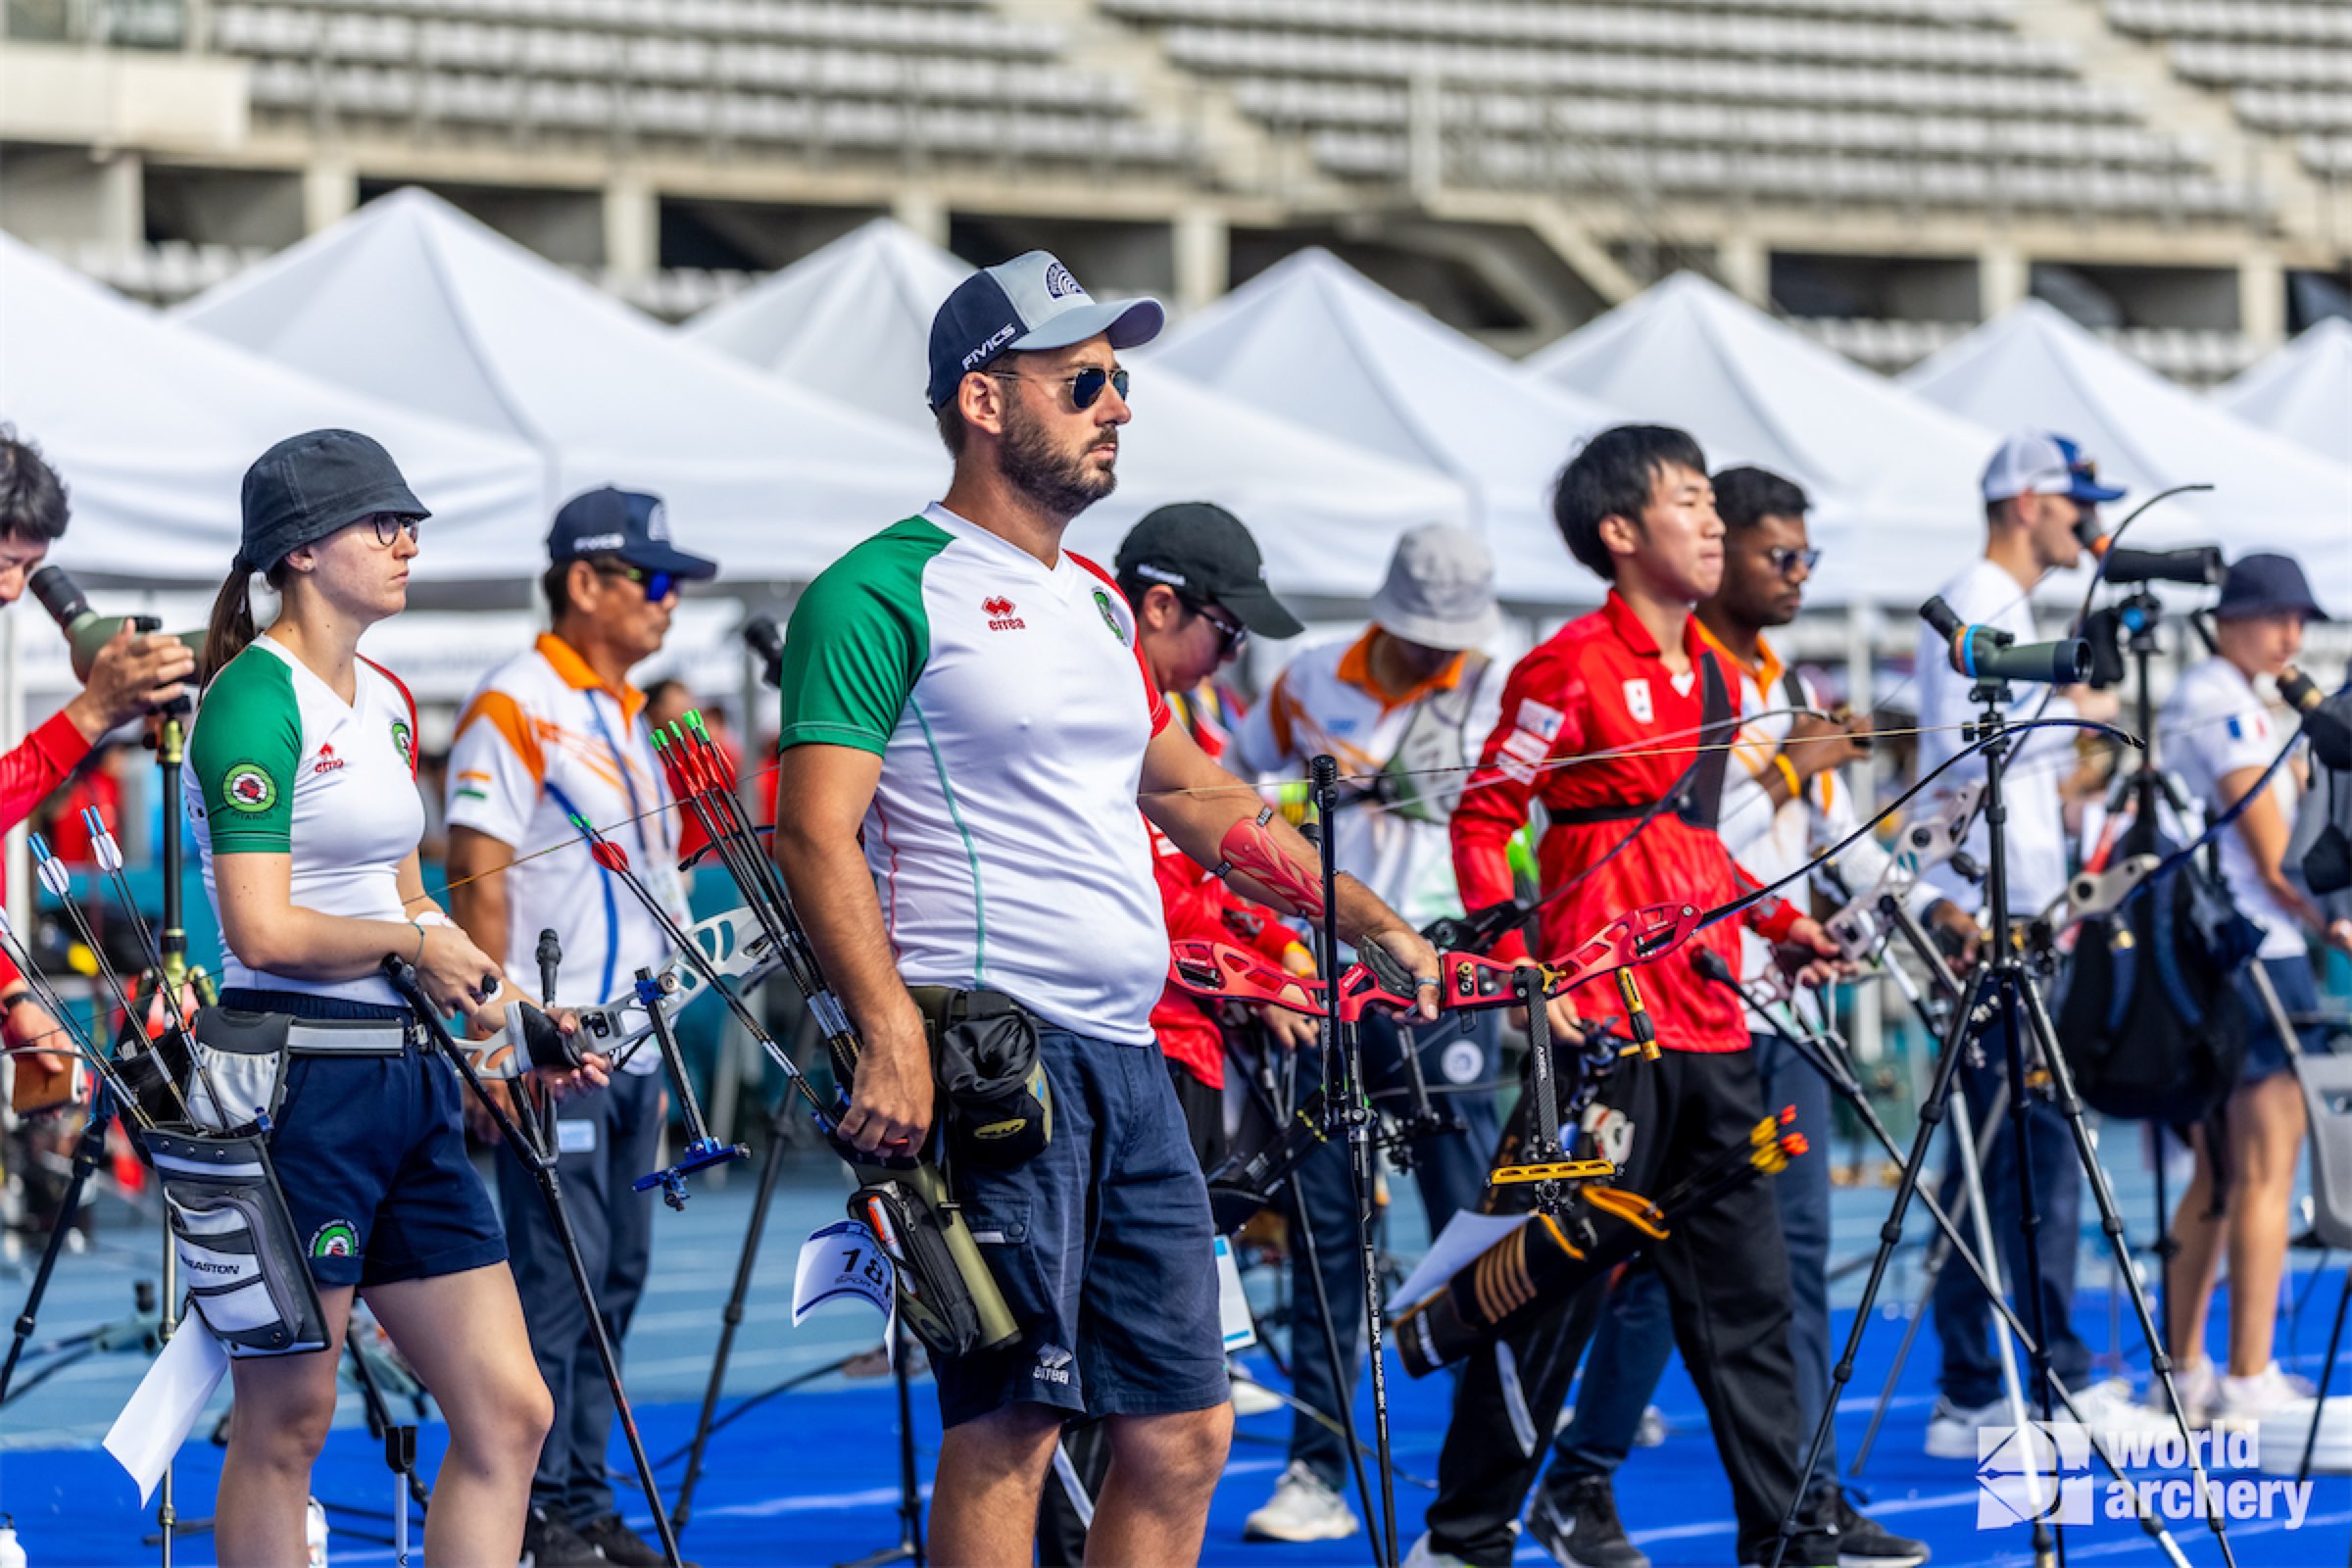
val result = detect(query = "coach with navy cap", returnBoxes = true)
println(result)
[445,485,713,1568]
[774,252,1442,1565]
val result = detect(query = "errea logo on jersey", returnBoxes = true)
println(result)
[983,596,1025,631]
[312,743,346,776]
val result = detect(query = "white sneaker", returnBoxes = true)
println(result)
[2070,1379,2177,1438]
[1924,1394,2006,1459]
[2148,1360,2219,1427]
[1229,1367,1284,1417]
[2215,1362,2317,1427]
[1634,1403,1668,1448]
[1244,1460,1361,1543]
[1402,1532,1474,1568]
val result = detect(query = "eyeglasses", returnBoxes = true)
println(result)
[368,514,423,548]
[988,366,1130,412]
[1182,596,1248,658]
[595,561,679,603]
[1764,546,1821,578]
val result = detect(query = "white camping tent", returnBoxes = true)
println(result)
[177,189,948,583]
[686,219,1473,599]
[0,233,545,586]
[1523,272,1999,606]
[1903,301,2352,611]
[2214,318,2352,468]
[1153,250,1624,607]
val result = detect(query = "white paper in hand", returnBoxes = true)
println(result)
[106,1321,229,1503]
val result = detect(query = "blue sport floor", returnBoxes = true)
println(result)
[6,1145,2351,1567]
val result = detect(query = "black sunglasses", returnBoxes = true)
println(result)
[990,366,1131,412]
[1181,595,1248,658]
[368,514,423,548]
[595,560,679,602]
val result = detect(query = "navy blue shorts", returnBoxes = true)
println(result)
[935,1028,1228,1430]
[231,990,508,1292]
[2239,955,2328,1085]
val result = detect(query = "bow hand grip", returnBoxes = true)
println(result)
[506,1001,585,1071]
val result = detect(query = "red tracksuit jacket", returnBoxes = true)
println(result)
[1451,593,1797,1054]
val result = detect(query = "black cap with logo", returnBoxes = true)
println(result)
[547,487,718,581]
[1114,502,1303,640]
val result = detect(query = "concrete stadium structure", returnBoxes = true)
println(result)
[1,0,2346,380]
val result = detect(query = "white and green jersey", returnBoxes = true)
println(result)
[777,504,1172,1045]
[186,636,425,1006]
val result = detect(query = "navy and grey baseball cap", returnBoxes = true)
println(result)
[1981,430,2128,506]
[239,428,428,571]
[547,487,718,581]
[2216,552,2329,622]
[926,251,1164,411]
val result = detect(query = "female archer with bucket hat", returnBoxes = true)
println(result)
[188,429,604,1564]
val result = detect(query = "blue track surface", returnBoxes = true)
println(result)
[6,1144,2351,1566]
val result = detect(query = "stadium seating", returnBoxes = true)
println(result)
[1100,0,2265,221]
[2106,0,2352,178]
[209,0,1192,167]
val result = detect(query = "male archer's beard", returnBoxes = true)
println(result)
[1000,397,1116,522]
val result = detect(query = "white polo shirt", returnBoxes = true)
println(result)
[447,633,684,1069]
[1230,630,1506,929]
[1702,629,1892,989]
[186,637,425,1006]
[2161,655,2306,959]
[775,504,1171,1046]
[1914,559,2083,916]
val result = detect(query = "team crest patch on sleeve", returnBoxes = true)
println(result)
[1093,589,1129,645]
[391,719,415,769]
[222,762,277,813]
[1516,698,1565,741]
[310,1219,359,1259]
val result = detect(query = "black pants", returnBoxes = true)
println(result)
[1288,1008,1501,1487]
[496,1065,665,1525]
[1423,1047,1833,1567]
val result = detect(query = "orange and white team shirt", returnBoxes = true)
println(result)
[447,632,685,1053]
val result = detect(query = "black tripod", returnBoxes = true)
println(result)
[381,955,687,1568]
[0,1080,122,1401]
[1770,673,2233,1568]
[669,1015,926,1567]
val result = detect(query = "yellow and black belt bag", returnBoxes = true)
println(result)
[907,985,1054,1170]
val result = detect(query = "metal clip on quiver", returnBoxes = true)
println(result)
[650,715,1017,1359]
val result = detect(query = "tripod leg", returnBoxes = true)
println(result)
[1,1091,114,1401]
[1849,1070,2005,1477]
[2298,1268,2351,1486]
[1766,963,1988,1568]
[1289,1151,1383,1568]
[674,1099,794,1534]
[2015,974,2237,1568]
[1947,1086,2046,1518]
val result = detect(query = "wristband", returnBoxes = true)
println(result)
[412,921,428,967]
[1771,753,1805,803]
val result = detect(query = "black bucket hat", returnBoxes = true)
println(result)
[238,429,428,572]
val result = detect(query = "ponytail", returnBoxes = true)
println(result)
[201,557,281,685]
